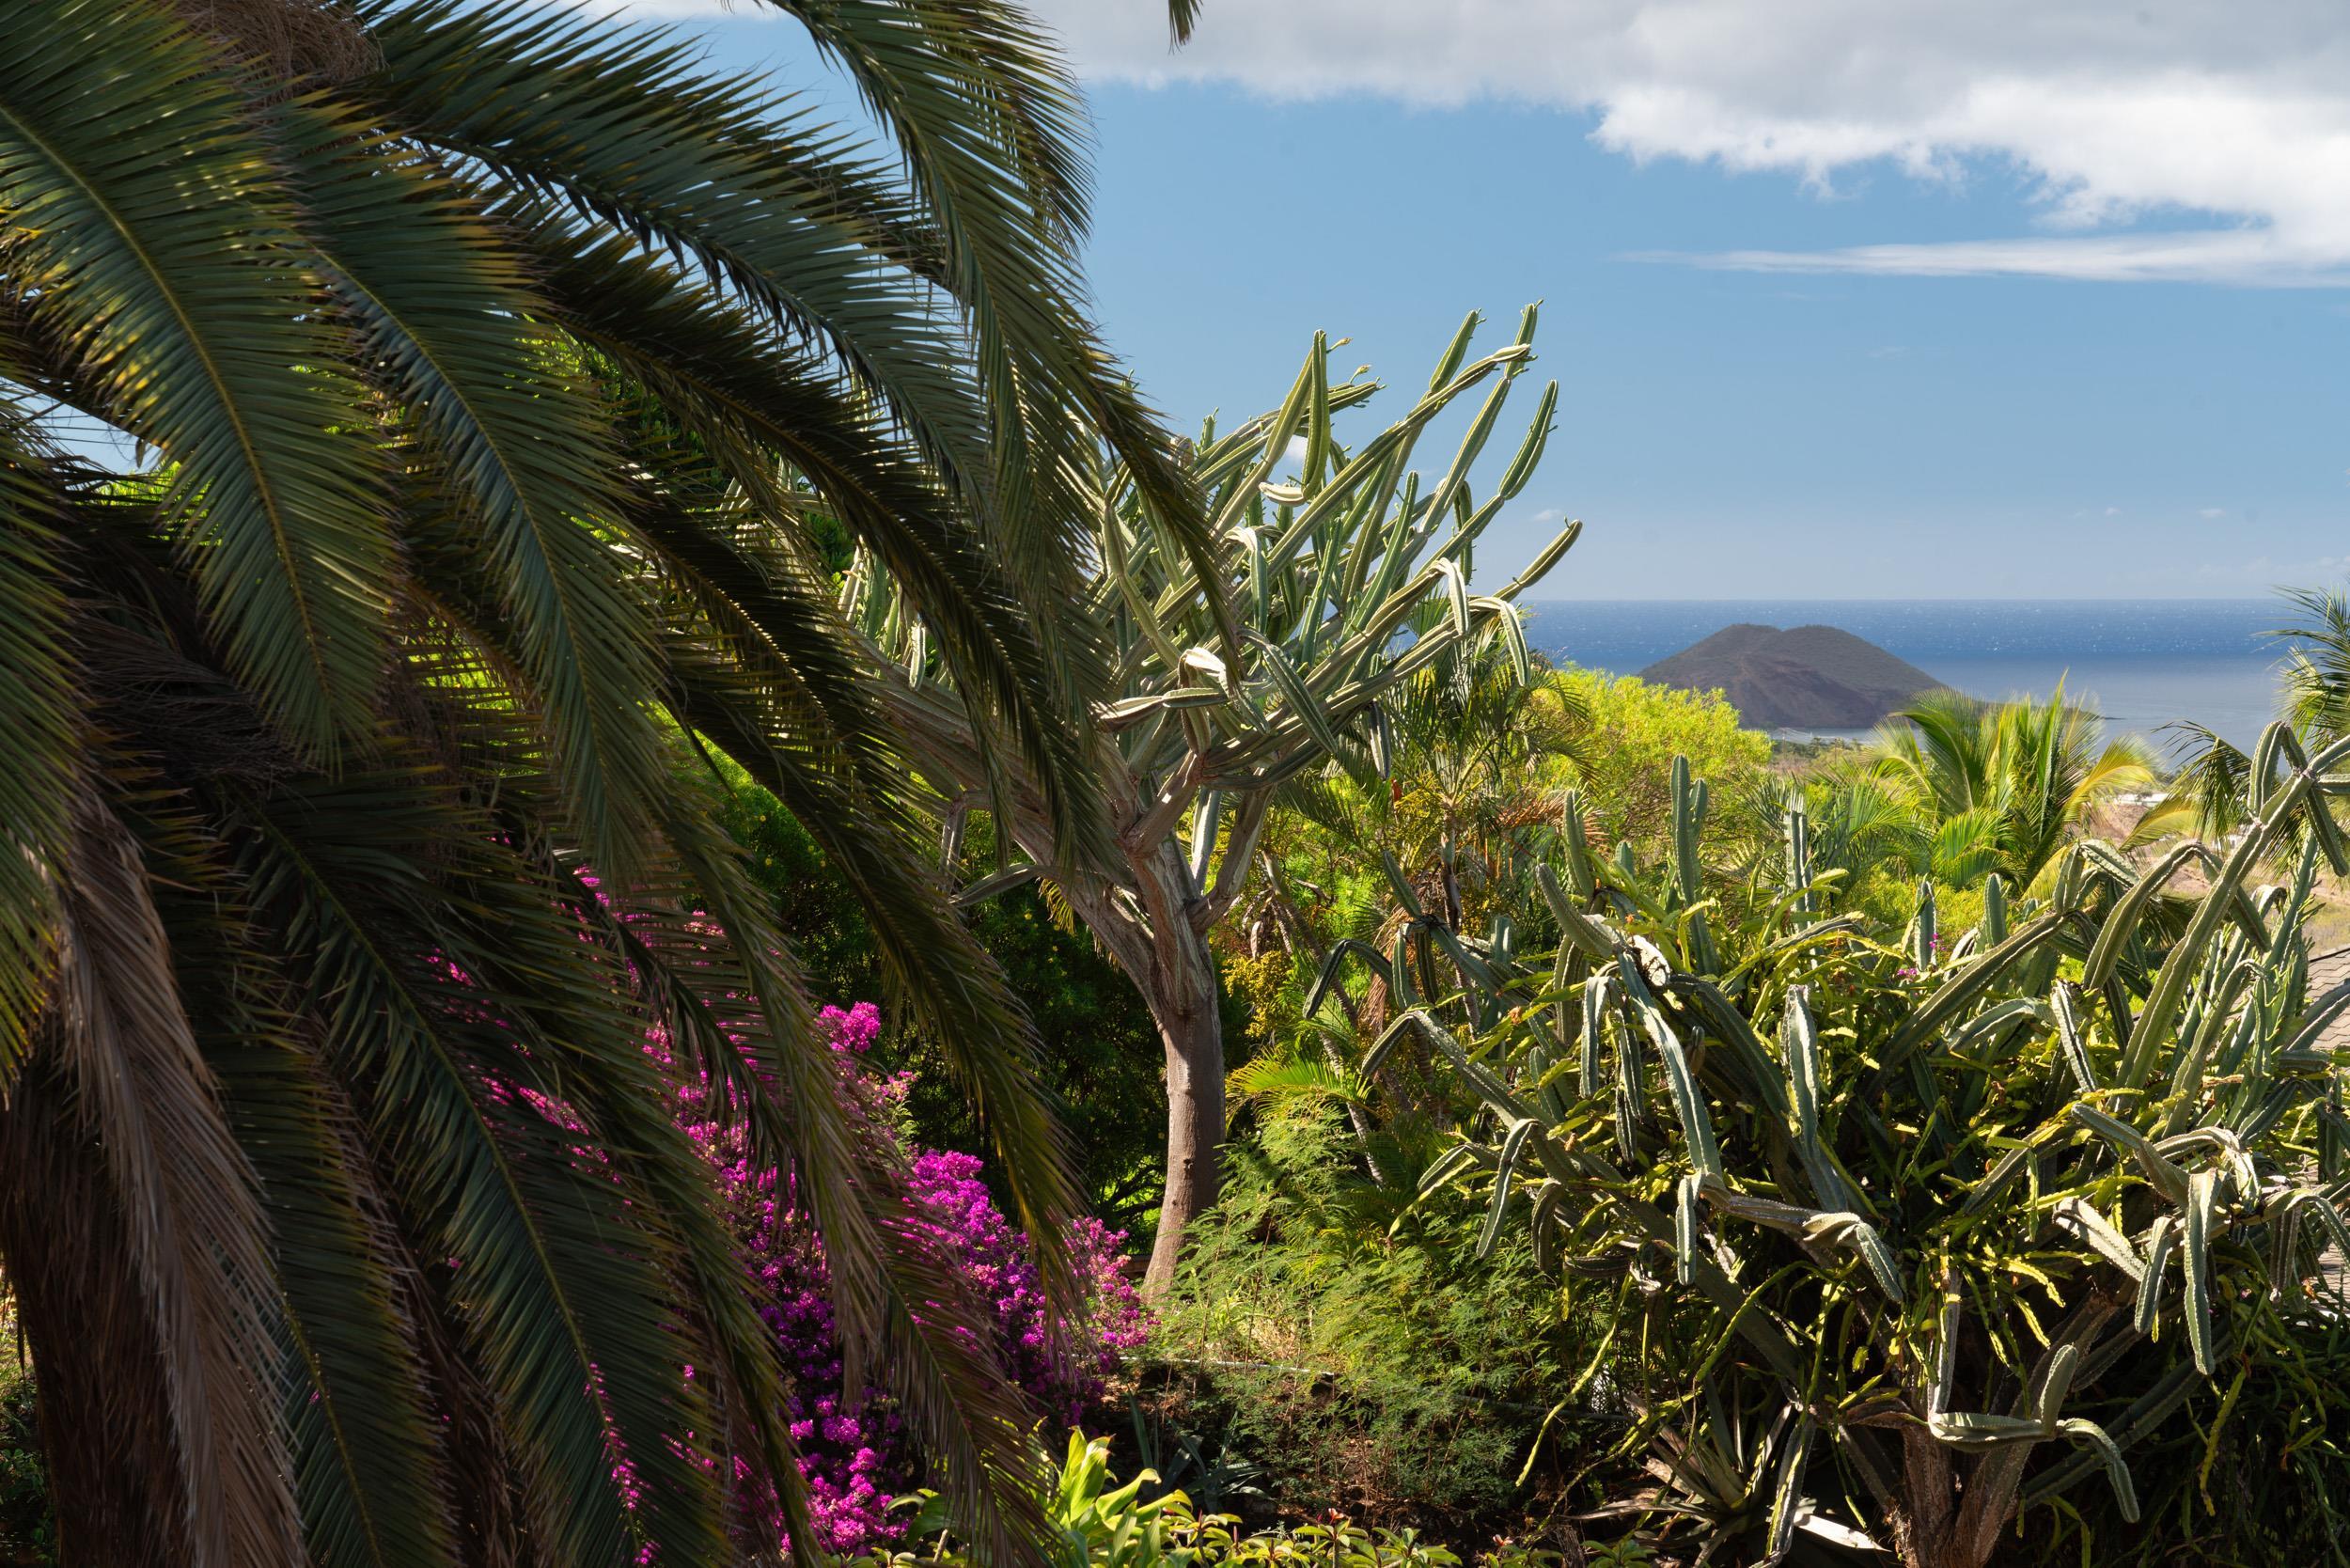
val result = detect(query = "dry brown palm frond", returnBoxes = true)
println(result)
[168,0,379,83]
[42,776,300,1566]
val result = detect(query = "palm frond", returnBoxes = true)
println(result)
[2271,587,2350,743]
[1229,1054,1369,1106]
[537,230,1105,862]
[0,0,390,752]
[199,972,464,1568]
[277,98,674,877]
[48,776,299,1566]
[2151,721,2252,841]
[354,0,995,511]
[226,764,729,1565]
[659,645,1080,1261]
[773,0,1217,623]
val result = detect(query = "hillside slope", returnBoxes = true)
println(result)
[1637,623,1947,729]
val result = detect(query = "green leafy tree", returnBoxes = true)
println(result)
[863,311,1579,1293]
[1544,668,1772,855]
[0,0,1183,1560]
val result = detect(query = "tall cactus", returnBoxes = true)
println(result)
[857,310,1576,1292]
[1668,754,1719,976]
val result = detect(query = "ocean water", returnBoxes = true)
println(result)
[1521,600,2293,754]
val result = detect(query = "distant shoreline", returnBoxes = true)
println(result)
[1523,597,2275,606]
[1524,600,2287,751]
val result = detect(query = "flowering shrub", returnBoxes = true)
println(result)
[682,1002,1148,1556]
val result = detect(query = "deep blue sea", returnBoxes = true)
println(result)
[1521,600,2294,754]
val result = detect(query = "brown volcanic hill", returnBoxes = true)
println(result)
[1637,623,1947,729]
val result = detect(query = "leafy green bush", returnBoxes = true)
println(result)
[1142,1100,1600,1538]
[1542,669,1771,855]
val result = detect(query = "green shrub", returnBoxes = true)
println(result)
[854,1433,1573,1568]
[1542,669,1771,855]
[1141,1101,1603,1538]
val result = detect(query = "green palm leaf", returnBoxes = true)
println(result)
[537,228,1106,858]
[201,983,463,1568]
[278,101,673,876]
[0,0,390,752]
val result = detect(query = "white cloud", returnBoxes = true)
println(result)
[2200,507,2229,519]
[1019,0,2350,286]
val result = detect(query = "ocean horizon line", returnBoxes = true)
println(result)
[1522,599,2292,747]
[1519,594,2281,604]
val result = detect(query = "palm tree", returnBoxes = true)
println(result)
[2145,586,2350,842]
[1867,686,2155,887]
[0,0,1175,1560]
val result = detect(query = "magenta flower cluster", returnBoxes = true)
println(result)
[679,1002,1148,1557]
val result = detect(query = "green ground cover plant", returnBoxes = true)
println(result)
[1143,1098,1592,1537]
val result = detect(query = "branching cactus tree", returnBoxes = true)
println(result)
[1405,729,2350,1566]
[855,308,1578,1292]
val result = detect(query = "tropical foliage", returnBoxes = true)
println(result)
[2158,586,2350,843]
[0,0,1185,1559]
[1410,728,2350,1565]
[7,5,2344,1561]
[722,774,1180,1230]
[1545,668,1772,855]
[1260,649,1591,981]
[851,1433,1563,1568]
[1146,1094,1590,1534]
[1790,687,2155,895]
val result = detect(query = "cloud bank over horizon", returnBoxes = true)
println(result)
[963,1,2350,288]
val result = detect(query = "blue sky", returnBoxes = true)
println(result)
[632,2,2350,601]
